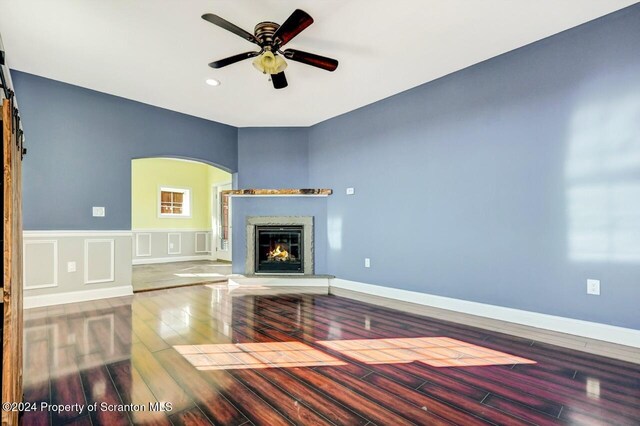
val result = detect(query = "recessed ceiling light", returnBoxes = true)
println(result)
[206,78,221,86]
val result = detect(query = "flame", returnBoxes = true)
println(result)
[268,245,290,261]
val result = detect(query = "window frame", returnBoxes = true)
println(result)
[158,186,192,219]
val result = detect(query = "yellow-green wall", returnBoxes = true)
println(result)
[132,158,231,229]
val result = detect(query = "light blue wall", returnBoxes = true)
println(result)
[233,127,327,274]
[237,127,309,187]
[13,71,238,230]
[308,5,640,329]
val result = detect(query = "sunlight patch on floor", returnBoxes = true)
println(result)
[176,337,535,370]
[174,342,346,370]
[318,337,536,367]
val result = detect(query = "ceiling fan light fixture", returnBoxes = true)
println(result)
[203,9,337,89]
[252,51,287,75]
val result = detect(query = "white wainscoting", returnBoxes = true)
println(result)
[135,233,152,257]
[23,240,58,290]
[24,286,134,309]
[195,232,209,253]
[132,229,215,264]
[330,278,640,349]
[167,233,182,255]
[84,239,115,284]
[23,231,133,308]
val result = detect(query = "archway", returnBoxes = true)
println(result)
[130,157,232,291]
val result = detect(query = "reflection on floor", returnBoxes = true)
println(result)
[23,285,640,425]
[132,260,231,292]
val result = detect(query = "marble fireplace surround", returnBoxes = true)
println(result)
[246,216,314,275]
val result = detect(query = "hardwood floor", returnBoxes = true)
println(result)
[22,285,640,425]
[132,261,231,292]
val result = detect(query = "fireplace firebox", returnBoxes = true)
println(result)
[255,226,304,274]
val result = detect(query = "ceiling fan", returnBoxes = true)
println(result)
[202,9,339,89]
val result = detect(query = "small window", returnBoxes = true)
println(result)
[159,187,191,217]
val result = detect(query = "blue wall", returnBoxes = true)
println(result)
[13,71,238,230]
[308,6,640,329]
[238,128,308,188]
[233,127,327,274]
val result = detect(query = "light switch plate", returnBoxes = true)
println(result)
[346,187,355,195]
[92,206,105,217]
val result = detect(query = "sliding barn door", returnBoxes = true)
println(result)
[2,97,23,425]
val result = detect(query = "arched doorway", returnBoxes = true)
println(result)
[130,157,232,291]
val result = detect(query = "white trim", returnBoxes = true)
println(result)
[228,194,329,198]
[24,230,132,238]
[135,233,152,257]
[329,278,640,349]
[24,285,134,309]
[132,228,212,233]
[84,239,115,284]
[195,232,209,253]
[167,233,182,255]
[23,240,59,289]
[229,275,330,287]
[132,255,214,265]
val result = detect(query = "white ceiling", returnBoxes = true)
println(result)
[0,0,635,127]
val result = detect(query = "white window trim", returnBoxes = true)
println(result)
[158,186,192,219]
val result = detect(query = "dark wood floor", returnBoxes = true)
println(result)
[22,285,640,425]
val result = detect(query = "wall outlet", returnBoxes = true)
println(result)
[587,279,600,295]
[364,258,370,268]
[67,261,76,273]
[346,187,355,195]
[169,243,175,249]
[92,206,105,217]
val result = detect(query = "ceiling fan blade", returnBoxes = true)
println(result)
[209,51,260,69]
[283,49,338,71]
[273,9,313,48]
[271,72,288,89]
[202,13,260,45]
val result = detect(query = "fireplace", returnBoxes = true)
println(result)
[246,216,314,275]
[255,226,304,274]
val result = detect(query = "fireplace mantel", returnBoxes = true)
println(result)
[223,189,332,197]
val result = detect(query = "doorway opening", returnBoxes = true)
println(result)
[130,157,232,291]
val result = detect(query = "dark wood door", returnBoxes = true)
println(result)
[2,97,23,425]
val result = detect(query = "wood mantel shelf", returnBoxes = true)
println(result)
[222,189,332,197]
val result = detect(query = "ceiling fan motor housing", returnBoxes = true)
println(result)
[254,22,280,48]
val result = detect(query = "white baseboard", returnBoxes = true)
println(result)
[229,275,330,287]
[24,230,132,238]
[330,278,640,348]
[132,255,214,265]
[132,228,212,233]
[24,285,134,309]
